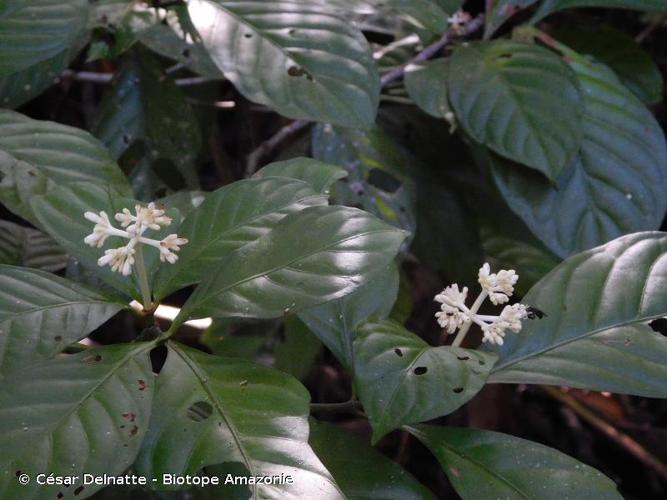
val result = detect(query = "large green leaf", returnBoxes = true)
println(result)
[0,343,154,499]
[0,0,89,76]
[135,342,343,498]
[309,420,436,499]
[354,320,496,443]
[177,205,407,321]
[0,220,67,272]
[490,232,667,397]
[404,60,451,119]
[448,41,583,180]
[0,110,131,224]
[0,265,124,377]
[254,157,347,194]
[533,0,667,22]
[153,176,328,300]
[273,316,323,381]
[365,0,463,36]
[93,51,201,188]
[187,0,380,128]
[408,425,622,499]
[555,25,663,104]
[299,264,399,370]
[491,58,667,258]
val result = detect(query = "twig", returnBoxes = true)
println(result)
[310,399,362,413]
[380,14,484,87]
[635,11,667,43]
[245,14,484,174]
[543,386,667,481]
[60,70,214,87]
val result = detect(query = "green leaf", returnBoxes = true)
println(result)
[555,25,663,104]
[533,0,667,22]
[481,226,560,296]
[153,177,328,300]
[138,23,223,79]
[404,60,452,119]
[135,342,343,498]
[0,220,67,272]
[491,232,667,397]
[484,1,539,39]
[491,58,667,258]
[448,41,583,180]
[299,264,399,370]
[408,425,622,499]
[254,157,347,194]
[309,420,436,499]
[93,51,202,188]
[354,320,496,443]
[0,343,154,499]
[187,0,380,128]
[0,0,89,76]
[367,0,463,36]
[178,205,407,321]
[0,265,124,376]
[312,124,417,240]
[273,316,322,381]
[0,110,131,224]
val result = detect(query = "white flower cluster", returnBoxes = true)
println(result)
[434,263,529,346]
[84,202,188,276]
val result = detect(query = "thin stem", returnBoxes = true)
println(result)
[452,290,487,347]
[543,386,667,481]
[310,400,362,413]
[134,245,154,312]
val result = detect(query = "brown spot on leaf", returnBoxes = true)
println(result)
[413,366,428,375]
[82,354,102,364]
[129,425,139,437]
[394,348,403,357]
[74,486,85,496]
[138,380,147,391]
[122,412,136,422]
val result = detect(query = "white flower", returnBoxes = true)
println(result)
[478,262,519,305]
[434,263,530,346]
[447,10,472,33]
[84,202,186,275]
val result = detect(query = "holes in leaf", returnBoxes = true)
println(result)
[181,48,191,58]
[129,425,139,437]
[244,33,253,39]
[138,380,147,391]
[478,359,486,366]
[650,318,667,337]
[452,387,464,393]
[122,412,136,422]
[187,401,213,422]
[413,366,428,375]
[496,53,512,61]
[54,335,63,342]
[82,354,102,364]
[14,470,21,477]
[394,348,403,357]
[286,65,313,80]
[57,493,64,499]
[456,355,470,361]
[74,486,85,496]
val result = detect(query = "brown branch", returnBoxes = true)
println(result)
[543,386,667,481]
[635,11,667,43]
[245,14,484,174]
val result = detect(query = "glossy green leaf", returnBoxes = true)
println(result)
[93,51,201,188]
[491,58,667,258]
[309,420,436,499]
[365,0,463,35]
[481,226,560,296]
[555,25,663,104]
[491,232,667,396]
[135,342,343,498]
[299,264,399,370]
[254,157,347,194]
[153,177,328,299]
[404,60,451,119]
[0,343,154,499]
[0,220,67,272]
[0,265,123,376]
[312,124,417,241]
[448,41,583,180]
[187,0,380,128]
[408,425,622,500]
[0,0,89,76]
[533,0,667,22]
[177,205,407,321]
[484,1,539,39]
[0,110,131,224]
[354,320,496,443]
